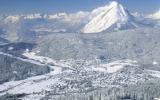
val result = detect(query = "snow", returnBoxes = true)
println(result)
[0,57,155,99]
[24,13,42,19]
[92,59,137,73]
[0,72,61,95]
[0,52,63,95]
[0,59,138,98]
[22,51,73,69]
[155,98,160,100]
[0,2,160,100]
[48,13,67,19]
[153,61,159,65]
[131,12,142,17]
[92,67,106,72]
[0,52,64,98]
[13,71,17,74]
[22,94,45,100]
[23,51,55,64]
[4,15,20,24]
[147,70,160,78]
[82,1,133,33]
[148,9,160,20]
[8,46,14,50]
[33,28,66,33]
[7,78,59,94]
[0,52,44,66]
[47,11,89,24]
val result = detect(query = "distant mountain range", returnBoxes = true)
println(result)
[0,1,159,41]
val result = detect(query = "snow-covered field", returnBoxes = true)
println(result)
[0,52,44,66]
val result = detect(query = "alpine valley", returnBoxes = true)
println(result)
[0,1,160,100]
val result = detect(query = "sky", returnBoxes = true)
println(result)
[0,0,160,14]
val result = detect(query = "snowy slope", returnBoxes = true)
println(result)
[82,1,138,33]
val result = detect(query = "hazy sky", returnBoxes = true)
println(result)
[0,0,160,14]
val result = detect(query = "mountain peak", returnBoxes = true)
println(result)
[109,1,119,7]
[82,1,137,33]
[109,1,118,5]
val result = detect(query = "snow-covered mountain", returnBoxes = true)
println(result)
[82,1,139,33]
[148,9,160,20]
[0,12,90,42]
[4,15,20,24]
[0,2,159,42]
